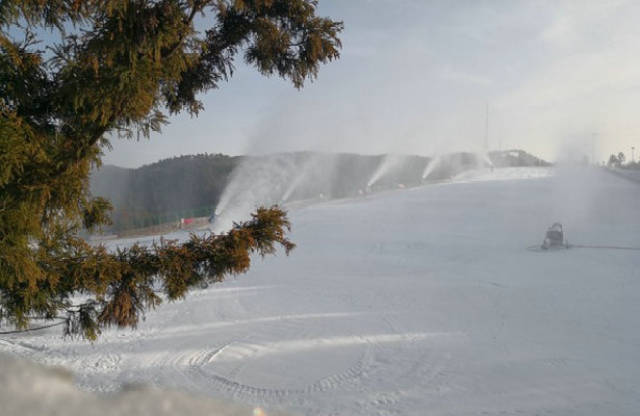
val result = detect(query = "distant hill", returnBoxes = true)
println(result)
[90,164,131,209]
[91,150,549,231]
[91,153,240,230]
[489,149,550,168]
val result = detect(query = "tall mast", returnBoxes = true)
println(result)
[484,102,489,152]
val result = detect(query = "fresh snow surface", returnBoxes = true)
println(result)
[3,166,640,416]
[452,166,552,183]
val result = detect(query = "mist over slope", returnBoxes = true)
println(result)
[6,167,640,416]
[91,150,548,231]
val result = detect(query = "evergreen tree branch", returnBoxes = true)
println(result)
[0,0,340,339]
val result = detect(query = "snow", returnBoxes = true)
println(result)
[609,167,640,183]
[2,167,640,415]
[452,166,552,183]
[0,353,281,416]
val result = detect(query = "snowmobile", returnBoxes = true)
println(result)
[541,223,569,250]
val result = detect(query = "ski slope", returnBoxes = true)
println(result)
[2,166,640,416]
[452,166,553,183]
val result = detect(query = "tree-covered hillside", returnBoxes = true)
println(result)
[92,153,239,229]
[92,150,549,232]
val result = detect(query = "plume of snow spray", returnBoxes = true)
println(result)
[478,151,494,168]
[280,153,321,202]
[421,155,439,180]
[212,152,341,233]
[280,153,339,203]
[281,174,304,203]
[367,154,406,188]
[213,154,297,233]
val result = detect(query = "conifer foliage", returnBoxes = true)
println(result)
[0,1,341,339]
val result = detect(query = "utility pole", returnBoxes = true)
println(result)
[484,102,489,152]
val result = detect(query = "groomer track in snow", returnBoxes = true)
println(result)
[2,166,640,416]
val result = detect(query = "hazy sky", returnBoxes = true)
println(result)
[103,0,640,168]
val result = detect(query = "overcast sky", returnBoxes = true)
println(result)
[103,0,640,168]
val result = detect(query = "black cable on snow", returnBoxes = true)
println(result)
[527,244,640,252]
[0,320,65,335]
[569,244,640,251]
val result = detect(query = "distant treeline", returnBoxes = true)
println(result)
[91,150,549,231]
[607,151,640,170]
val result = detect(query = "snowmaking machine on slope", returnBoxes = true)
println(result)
[532,223,640,252]
[541,223,569,250]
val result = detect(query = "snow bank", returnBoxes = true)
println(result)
[0,353,286,416]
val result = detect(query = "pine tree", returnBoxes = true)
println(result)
[0,1,342,339]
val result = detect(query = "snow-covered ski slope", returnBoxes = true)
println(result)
[453,166,553,183]
[3,166,640,416]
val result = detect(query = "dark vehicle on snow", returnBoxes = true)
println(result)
[542,223,568,249]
